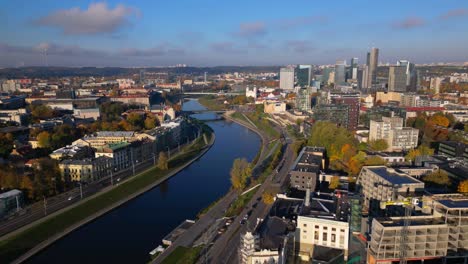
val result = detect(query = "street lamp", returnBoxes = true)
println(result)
[78,182,83,199]
[166,146,171,159]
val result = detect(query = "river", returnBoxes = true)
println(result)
[27,99,261,264]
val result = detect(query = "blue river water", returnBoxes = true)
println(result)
[27,99,261,264]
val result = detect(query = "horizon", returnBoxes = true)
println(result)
[1,1,468,67]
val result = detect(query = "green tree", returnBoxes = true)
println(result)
[230,158,251,192]
[364,156,387,166]
[157,152,169,170]
[37,131,51,148]
[368,139,389,151]
[423,169,451,186]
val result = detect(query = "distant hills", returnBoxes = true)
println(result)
[0,66,282,78]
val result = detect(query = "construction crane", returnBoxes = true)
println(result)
[380,198,419,264]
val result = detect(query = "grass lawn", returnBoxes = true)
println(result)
[198,96,227,111]
[0,133,212,263]
[161,246,203,264]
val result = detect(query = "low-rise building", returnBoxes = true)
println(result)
[95,142,132,171]
[264,101,286,114]
[388,127,419,151]
[289,147,325,191]
[59,157,112,182]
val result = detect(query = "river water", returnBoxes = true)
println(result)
[27,99,261,264]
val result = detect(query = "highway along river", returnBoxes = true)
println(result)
[27,99,261,264]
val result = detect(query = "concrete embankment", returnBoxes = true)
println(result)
[12,134,216,264]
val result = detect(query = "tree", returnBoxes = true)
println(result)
[423,169,451,186]
[37,131,51,148]
[428,113,450,128]
[30,104,54,120]
[458,180,468,193]
[127,112,144,130]
[0,133,14,158]
[368,139,389,152]
[329,176,340,189]
[20,175,35,200]
[144,116,159,130]
[157,152,169,170]
[262,191,275,205]
[364,156,387,166]
[405,145,434,162]
[230,158,251,192]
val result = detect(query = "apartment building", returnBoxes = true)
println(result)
[59,156,112,182]
[388,127,419,151]
[357,166,425,209]
[289,147,326,191]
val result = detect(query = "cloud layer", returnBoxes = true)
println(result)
[35,3,139,35]
[392,17,425,29]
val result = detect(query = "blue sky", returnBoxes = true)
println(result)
[1,0,468,67]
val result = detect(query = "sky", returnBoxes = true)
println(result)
[1,0,468,67]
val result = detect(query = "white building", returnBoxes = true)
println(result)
[116,79,135,89]
[296,216,350,262]
[430,77,444,94]
[280,67,294,90]
[388,127,419,151]
[246,86,258,99]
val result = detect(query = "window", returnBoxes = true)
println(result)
[303,224,307,227]
[314,231,319,240]
[303,230,307,233]
[331,234,336,243]
[323,232,327,241]
[332,228,336,231]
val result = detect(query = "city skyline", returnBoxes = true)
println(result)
[1,0,468,67]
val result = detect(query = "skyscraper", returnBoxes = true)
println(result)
[280,67,295,90]
[388,65,407,92]
[350,57,358,80]
[397,60,417,91]
[297,65,313,87]
[334,60,346,86]
[364,47,379,89]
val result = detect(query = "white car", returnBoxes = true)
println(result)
[68,196,73,201]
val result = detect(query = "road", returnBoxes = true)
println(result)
[202,141,295,264]
[0,139,196,239]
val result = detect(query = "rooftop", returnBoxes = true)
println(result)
[367,166,422,185]
[95,131,135,138]
[377,216,446,227]
[0,189,22,199]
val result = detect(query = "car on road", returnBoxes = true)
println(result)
[67,196,73,201]
[240,214,249,225]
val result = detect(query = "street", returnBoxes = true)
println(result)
[0,140,195,239]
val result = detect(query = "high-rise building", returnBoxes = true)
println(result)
[350,57,358,79]
[334,60,346,86]
[397,60,417,91]
[280,67,295,90]
[364,48,379,89]
[296,87,312,111]
[297,65,313,87]
[388,65,407,92]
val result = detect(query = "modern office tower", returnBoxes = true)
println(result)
[350,58,358,79]
[397,60,417,91]
[297,65,313,87]
[280,67,295,90]
[388,65,408,92]
[322,68,333,85]
[364,48,379,89]
[296,87,312,111]
[334,60,346,86]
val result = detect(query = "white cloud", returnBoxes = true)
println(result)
[35,2,139,35]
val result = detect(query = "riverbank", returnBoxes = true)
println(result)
[0,131,216,264]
